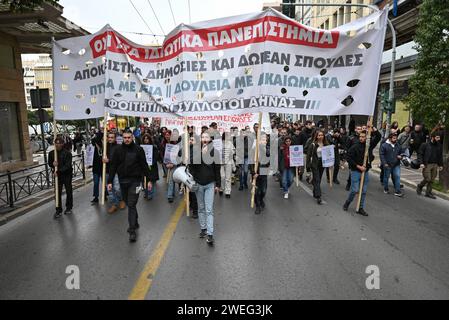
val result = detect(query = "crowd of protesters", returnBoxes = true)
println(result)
[49,117,445,243]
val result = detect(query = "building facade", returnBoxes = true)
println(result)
[0,2,88,172]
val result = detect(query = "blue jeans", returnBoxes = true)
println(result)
[145,182,157,199]
[282,168,294,193]
[106,174,121,206]
[93,173,105,198]
[239,158,249,188]
[195,182,215,236]
[346,170,369,209]
[167,169,175,199]
[383,165,401,193]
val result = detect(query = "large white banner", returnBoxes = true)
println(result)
[53,8,387,120]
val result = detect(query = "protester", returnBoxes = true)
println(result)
[49,137,73,218]
[306,130,329,205]
[73,131,83,155]
[108,130,152,242]
[220,132,236,198]
[250,133,270,214]
[103,132,124,213]
[398,125,412,155]
[280,136,294,199]
[343,126,382,216]
[91,132,106,204]
[416,132,443,199]
[410,124,426,157]
[189,131,221,245]
[141,134,160,201]
[379,132,404,197]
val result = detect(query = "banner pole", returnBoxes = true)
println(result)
[250,112,263,208]
[329,166,333,188]
[53,119,59,208]
[184,117,190,217]
[51,37,59,209]
[356,116,373,212]
[296,166,299,187]
[101,111,108,205]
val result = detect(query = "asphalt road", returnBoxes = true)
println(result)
[0,170,448,300]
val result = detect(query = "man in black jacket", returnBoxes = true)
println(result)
[49,137,73,219]
[188,131,221,245]
[379,133,404,197]
[108,130,152,242]
[343,127,382,216]
[250,133,270,215]
[103,132,124,214]
[416,132,443,199]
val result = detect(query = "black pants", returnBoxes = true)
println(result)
[56,174,73,213]
[255,175,268,208]
[120,181,141,231]
[189,191,198,213]
[326,156,340,182]
[312,164,324,199]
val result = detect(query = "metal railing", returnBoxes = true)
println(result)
[0,153,86,209]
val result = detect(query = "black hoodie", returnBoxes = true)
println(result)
[108,141,151,184]
[188,142,221,188]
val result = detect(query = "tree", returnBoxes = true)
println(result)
[406,0,449,191]
[2,0,59,12]
[27,109,39,136]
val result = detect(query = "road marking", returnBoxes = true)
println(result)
[128,201,186,300]
[298,181,327,204]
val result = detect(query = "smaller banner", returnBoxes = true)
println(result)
[160,113,271,134]
[321,145,335,168]
[141,145,153,165]
[164,144,180,164]
[289,145,304,167]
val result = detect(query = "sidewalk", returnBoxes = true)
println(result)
[370,155,449,201]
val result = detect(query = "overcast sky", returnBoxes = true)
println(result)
[59,0,267,45]
[24,0,416,62]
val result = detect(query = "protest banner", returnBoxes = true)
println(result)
[289,145,304,167]
[141,145,153,165]
[84,144,94,167]
[321,145,335,168]
[164,144,180,164]
[53,8,387,120]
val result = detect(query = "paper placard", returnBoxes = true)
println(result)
[141,145,153,165]
[289,145,304,167]
[164,144,179,164]
[85,144,94,167]
[321,145,335,168]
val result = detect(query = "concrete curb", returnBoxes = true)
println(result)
[0,178,93,227]
[371,168,449,201]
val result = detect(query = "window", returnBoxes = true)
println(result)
[0,102,23,162]
[338,7,344,26]
[0,44,15,69]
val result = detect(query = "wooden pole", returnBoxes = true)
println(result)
[250,112,263,208]
[101,111,108,205]
[356,117,373,212]
[296,166,299,187]
[184,117,190,216]
[51,37,59,209]
[329,166,333,188]
[53,119,59,208]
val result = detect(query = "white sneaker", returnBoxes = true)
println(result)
[284,193,289,199]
